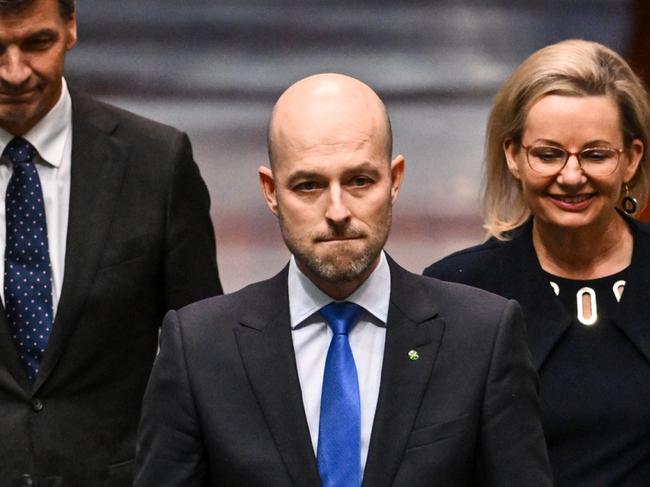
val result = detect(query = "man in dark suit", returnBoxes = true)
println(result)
[135,73,551,486]
[0,0,222,485]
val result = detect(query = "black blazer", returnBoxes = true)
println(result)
[423,217,650,371]
[135,257,552,486]
[424,217,650,484]
[0,91,222,486]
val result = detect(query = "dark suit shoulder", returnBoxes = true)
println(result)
[70,88,206,206]
[391,259,513,337]
[173,270,287,336]
[70,89,187,145]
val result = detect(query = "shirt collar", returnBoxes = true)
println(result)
[0,78,72,167]
[288,250,391,329]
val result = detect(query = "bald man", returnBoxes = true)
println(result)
[134,74,552,486]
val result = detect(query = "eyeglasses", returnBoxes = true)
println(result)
[521,144,624,176]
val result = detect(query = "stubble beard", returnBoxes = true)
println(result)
[279,206,392,284]
[0,104,27,134]
[0,93,45,136]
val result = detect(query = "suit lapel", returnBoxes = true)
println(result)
[362,259,444,487]
[235,268,321,487]
[0,309,31,391]
[507,222,572,370]
[615,218,650,363]
[33,93,128,392]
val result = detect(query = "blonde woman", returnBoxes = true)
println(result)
[425,39,650,485]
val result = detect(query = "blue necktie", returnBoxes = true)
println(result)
[3,137,53,382]
[317,301,363,487]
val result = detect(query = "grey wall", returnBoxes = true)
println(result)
[66,1,632,291]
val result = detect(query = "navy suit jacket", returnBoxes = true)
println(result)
[135,257,552,486]
[0,91,222,486]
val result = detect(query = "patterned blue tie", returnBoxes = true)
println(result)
[3,137,53,382]
[317,301,363,487]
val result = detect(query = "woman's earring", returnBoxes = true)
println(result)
[622,183,639,215]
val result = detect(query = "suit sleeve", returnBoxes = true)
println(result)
[134,310,208,486]
[477,300,553,486]
[164,133,223,310]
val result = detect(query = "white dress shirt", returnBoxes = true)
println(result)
[289,251,390,473]
[0,79,72,314]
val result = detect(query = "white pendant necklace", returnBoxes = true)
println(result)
[548,280,625,326]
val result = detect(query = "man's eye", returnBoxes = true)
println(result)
[24,37,53,51]
[294,181,318,191]
[351,176,371,187]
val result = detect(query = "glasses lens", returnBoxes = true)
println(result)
[526,145,621,175]
[527,146,566,174]
[579,148,619,175]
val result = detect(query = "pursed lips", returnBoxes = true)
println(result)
[315,235,364,243]
[317,237,361,242]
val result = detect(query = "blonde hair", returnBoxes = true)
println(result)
[484,39,650,239]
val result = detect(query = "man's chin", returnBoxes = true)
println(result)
[317,268,363,284]
[0,108,34,135]
[309,252,377,283]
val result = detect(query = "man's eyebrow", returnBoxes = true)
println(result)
[28,27,59,37]
[284,162,382,185]
[285,170,323,186]
[22,28,60,40]
[343,161,381,173]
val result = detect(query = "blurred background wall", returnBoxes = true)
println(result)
[65,0,634,292]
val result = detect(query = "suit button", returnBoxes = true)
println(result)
[31,398,44,412]
[18,474,34,487]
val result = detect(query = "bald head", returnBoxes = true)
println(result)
[259,73,405,299]
[267,73,392,169]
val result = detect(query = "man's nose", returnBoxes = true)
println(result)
[0,48,31,88]
[324,185,352,223]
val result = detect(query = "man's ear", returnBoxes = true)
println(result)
[389,154,405,204]
[503,139,521,180]
[258,166,279,215]
[65,12,78,50]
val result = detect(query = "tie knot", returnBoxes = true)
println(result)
[3,137,36,165]
[320,301,363,335]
